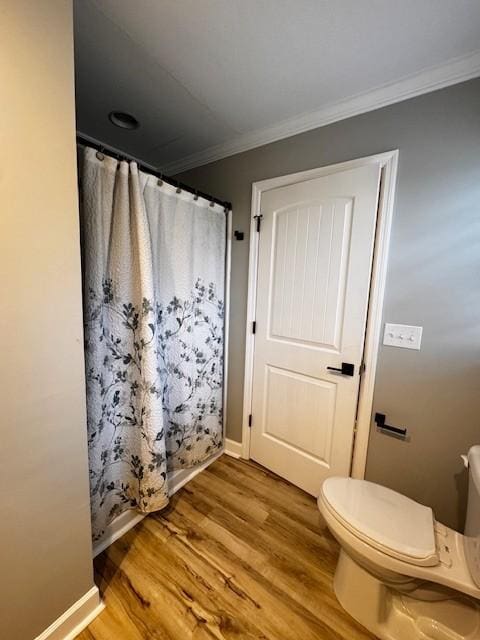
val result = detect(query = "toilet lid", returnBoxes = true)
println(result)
[322,477,437,564]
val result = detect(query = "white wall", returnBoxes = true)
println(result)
[0,1,95,638]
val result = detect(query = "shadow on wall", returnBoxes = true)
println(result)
[455,465,468,531]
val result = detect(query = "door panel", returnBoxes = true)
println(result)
[250,163,381,496]
[270,198,353,349]
[263,365,336,464]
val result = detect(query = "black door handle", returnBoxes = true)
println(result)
[326,362,355,376]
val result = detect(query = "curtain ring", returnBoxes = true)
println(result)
[193,191,199,201]
[209,200,215,207]
[96,150,105,161]
[176,185,182,194]
[157,174,163,187]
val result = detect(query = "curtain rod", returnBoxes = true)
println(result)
[76,133,232,211]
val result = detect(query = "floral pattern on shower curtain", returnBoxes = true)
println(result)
[81,147,225,541]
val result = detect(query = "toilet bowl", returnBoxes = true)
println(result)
[318,445,480,640]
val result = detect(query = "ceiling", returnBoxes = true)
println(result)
[74,0,480,173]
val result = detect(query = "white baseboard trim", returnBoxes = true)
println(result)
[168,450,222,495]
[93,509,145,558]
[34,586,104,640]
[224,438,242,459]
[92,450,223,558]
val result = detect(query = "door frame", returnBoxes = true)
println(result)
[241,150,399,479]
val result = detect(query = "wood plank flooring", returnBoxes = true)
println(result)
[78,455,375,639]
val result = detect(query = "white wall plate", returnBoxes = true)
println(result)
[383,323,423,350]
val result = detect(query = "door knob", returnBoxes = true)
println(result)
[326,362,355,376]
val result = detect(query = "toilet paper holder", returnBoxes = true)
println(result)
[375,412,407,438]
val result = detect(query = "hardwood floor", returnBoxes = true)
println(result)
[78,455,375,639]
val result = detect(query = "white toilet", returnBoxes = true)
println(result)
[318,445,480,640]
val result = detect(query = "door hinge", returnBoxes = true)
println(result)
[252,320,256,334]
[360,361,366,376]
[248,414,252,428]
[253,214,263,232]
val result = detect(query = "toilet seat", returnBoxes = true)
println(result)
[322,477,438,566]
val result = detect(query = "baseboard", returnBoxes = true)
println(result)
[34,586,104,640]
[93,449,223,557]
[224,438,242,459]
[168,449,223,494]
[93,509,145,558]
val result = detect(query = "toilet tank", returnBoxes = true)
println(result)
[465,445,480,588]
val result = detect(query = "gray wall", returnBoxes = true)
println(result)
[178,79,480,531]
[0,1,95,638]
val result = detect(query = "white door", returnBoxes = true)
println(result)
[250,163,381,495]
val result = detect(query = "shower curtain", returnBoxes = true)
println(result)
[81,147,226,541]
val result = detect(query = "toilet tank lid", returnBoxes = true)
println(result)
[322,477,437,563]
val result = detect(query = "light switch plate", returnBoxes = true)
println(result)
[383,323,423,350]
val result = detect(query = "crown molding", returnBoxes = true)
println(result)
[163,50,480,175]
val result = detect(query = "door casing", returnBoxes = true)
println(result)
[241,151,399,478]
